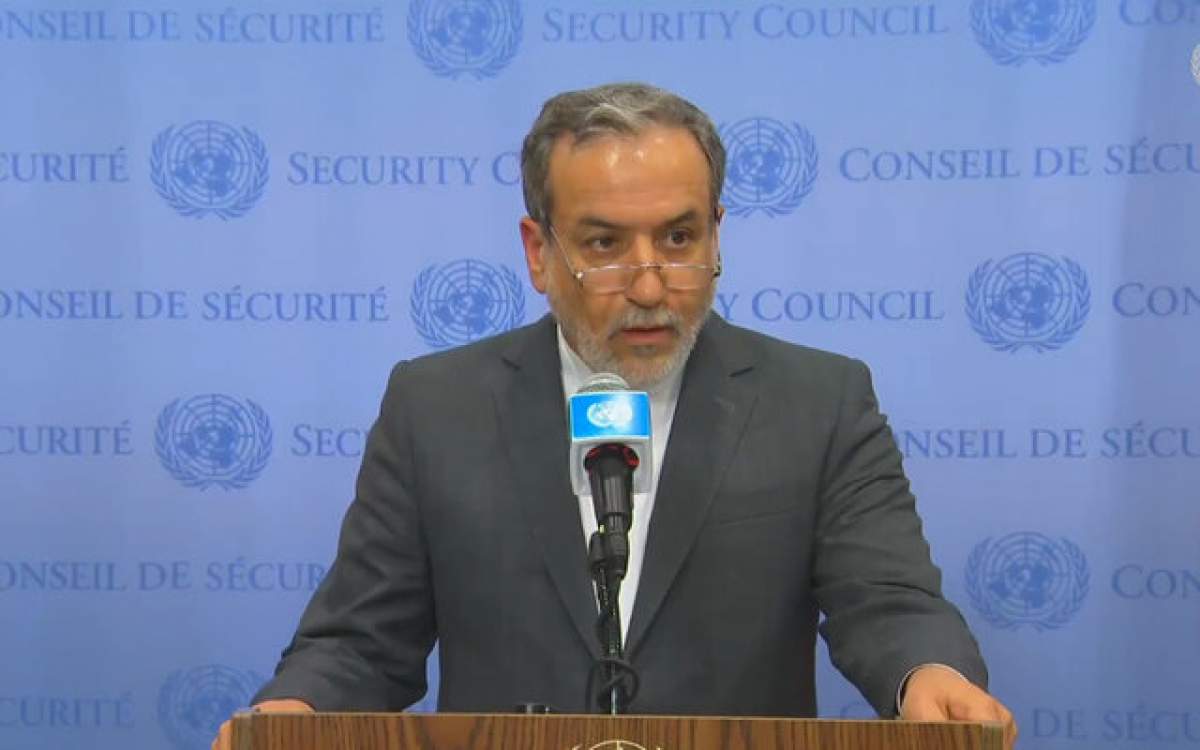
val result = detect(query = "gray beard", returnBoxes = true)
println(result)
[545,277,713,390]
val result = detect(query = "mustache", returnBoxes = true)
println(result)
[608,307,682,336]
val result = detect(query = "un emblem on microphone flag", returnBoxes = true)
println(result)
[586,399,635,430]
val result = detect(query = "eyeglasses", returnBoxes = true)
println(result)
[546,225,721,295]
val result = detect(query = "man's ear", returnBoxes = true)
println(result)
[713,204,725,252]
[519,216,550,294]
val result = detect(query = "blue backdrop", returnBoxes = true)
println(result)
[3,1,1198,748]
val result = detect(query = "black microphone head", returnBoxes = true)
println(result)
[577,372,630,394]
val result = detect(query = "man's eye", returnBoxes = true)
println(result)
[587,237,617,252]
[665,229,693,247]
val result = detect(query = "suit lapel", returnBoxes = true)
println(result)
[625,315,759,656]
[494,316,601,659]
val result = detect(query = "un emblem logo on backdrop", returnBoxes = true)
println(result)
[411,259,525,348]
[151,121,269,219]
[407,0,523,79]
[966,532,1089,631]
[1191,44,1200,86]
[155,394,272,490]
[719,118,818,218]
[966,252,1090,353]
[971,0,1096,66]
[158,665,264,750]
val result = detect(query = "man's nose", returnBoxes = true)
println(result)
[624,236,668,307]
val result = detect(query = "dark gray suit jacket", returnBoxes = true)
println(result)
[255,313,986,716]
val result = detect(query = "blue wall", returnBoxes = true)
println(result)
[2,1,1198,748]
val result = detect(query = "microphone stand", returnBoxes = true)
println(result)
[584,444,641,715]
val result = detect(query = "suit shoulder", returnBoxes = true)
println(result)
[717,318,865,378]
[382,320,544,391]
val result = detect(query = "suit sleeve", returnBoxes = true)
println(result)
[252,362,436,710]
[811,358,986,717]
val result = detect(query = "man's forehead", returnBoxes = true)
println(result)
[542,125,714,226]
[549,125,706,165]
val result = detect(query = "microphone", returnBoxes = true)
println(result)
[569,373,648,714]
[584,442,639,581]
[568,373,652,497]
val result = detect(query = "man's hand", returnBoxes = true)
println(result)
[210,698,314,750]
[899,665,1017,749]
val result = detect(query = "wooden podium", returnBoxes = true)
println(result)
[230,712,1004,750]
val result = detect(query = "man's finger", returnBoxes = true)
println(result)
[994,703,1018,749]
[900,693,950,721]
[946,697,1017,750]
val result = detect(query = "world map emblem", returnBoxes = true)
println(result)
[971,0,1096,66]
[407,0,523,79]
[151,120,269,220]
[411,259,525,348]
[1192,44,1200,87]
[966,532,1089,631]
[158,665,264,750]
[155,394,273,490]
[966,252,1090,353]
[719,117,818,218]
[586,399,634,430]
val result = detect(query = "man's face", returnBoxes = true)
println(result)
[520,126,720,389]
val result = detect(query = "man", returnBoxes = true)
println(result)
[213,83,1016,749]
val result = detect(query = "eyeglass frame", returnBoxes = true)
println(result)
[542,221,722,294]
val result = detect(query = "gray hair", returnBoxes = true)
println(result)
[520,82,725,227]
